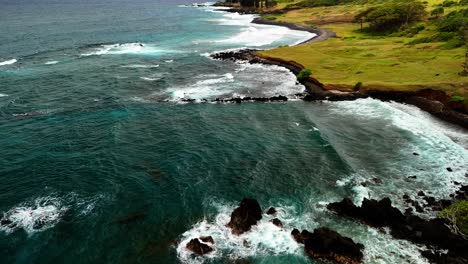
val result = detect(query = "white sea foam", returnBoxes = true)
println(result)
[0,59,17,66]
[359,227,430,264]
[176,202,311,264]
[217,25,314,47]
[177,200,432,264]
[329,98,467,212]
[0,196,67,235]
[81,43,172,56]
[44,61,59,65]
[0,93,8,97]
[167,73,235,99]
[140,76,161,81]
[0,193,103,235]
[122,64,159,68]
[208,11,314,47]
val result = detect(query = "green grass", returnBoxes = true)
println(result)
[258,2,467,95]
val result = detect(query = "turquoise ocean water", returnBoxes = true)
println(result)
[0,1,467,263]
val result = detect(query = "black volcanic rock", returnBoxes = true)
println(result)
[270,218,283,228]
[327,196,468,263]
[186,238,213,255]
[291,229,312,244]
[266,207,277,215]
[0,218,12,226]
[200,236,214,244]
[303,227,364,264]
[227,198,262,235]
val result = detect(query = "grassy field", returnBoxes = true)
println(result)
[258,0,467,95]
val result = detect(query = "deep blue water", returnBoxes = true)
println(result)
[0,1,467,264]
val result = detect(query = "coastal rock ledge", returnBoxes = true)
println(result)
[292,227,364,264]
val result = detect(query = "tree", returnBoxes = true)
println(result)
[355,2,427,32]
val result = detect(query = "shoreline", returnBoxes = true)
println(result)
[210,5,468,129]
[251,17,337,45]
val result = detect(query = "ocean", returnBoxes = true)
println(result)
[0,1,467,263]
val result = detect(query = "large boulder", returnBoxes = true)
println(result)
[186,238,213,255]
[303,227,364,264]
[227,198,262,235]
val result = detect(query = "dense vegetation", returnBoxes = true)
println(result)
[354,2,427,33]
[223,0,278,7]
[440,200,468,236]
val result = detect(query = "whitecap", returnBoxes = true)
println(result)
[0,93,8,97]
[44,61,59,65]
[81,43,172,57]
[0,193,103,235]
[140,76,161,81]
[0,196,67,234]
[122,64,159,68]
[167,73,235,100]
[0,59,17,66]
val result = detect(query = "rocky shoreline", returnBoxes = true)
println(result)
[211,49,468,129]
[205,3,468,129]
[183,186,468,264]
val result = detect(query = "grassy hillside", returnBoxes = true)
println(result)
[258,0,467,96]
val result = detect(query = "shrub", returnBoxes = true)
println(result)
[353,82,363,91]
[439,38,466,49]
[296,68,312,81]
[440,200,468,236]
[431,7,445,17]
[406,36,433,45]
[442,0,457,7]
[450,95,465,101]
[434,31,457,41]
[438,9,468,36]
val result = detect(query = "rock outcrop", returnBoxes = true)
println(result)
[327,196,468,264]
[186,238,213,255]
[292,227,364,264]
[227,198,262,235]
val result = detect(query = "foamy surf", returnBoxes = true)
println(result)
[209,11,314,47]
[44,61,59,65]
[0,93,8,97]
[0,196,67,234]
[0,59,17,66]
[0,193,104,235]
[122,64,159,68]
[81,43,174,57]
[177,201,433,264]
[167,73,235,100]
[329,98,467,215]
[176,202,308,264]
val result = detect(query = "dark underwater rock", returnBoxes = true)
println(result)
[227,198,262,235]
[115,212,146,225]
[186,238,213,255]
